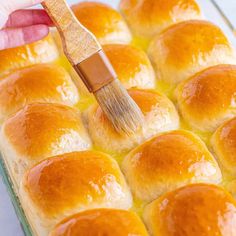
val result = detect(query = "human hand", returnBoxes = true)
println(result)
[0,0,53,50]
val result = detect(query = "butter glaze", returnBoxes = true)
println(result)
[144,184,236,236]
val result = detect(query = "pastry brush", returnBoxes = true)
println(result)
[42,0,143,134]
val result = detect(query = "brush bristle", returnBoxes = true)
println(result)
[94,79,144,135]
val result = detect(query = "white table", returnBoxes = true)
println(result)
[0,0,235,235]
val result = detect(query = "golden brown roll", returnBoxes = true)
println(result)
[0,64,79,123]
[122,130,221,202]
[50,209,148,236]
[211,117,236,178]
[148,20,236,85]
[103,44,156,89]
[86,89,179,153]
[120,0,202,39]
[0,34,59,77]
[71,2,132,45]
[20,151,133,236]
[0,103,91,185]
[143,184,236,236]
[175,65,236,132]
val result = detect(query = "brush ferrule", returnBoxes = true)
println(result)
[73,50,116,92]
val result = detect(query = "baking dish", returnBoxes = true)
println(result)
[0,0,235,235]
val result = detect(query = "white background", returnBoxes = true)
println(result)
[0,0,236,235]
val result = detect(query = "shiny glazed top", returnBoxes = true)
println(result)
[103,44,156,89]
[0,64,79,123]
[120,0,202,38]
[71,2,131,44]
[150,20,231,70]
[50,209,148,236]
[0,34,58,77]
[144,184,236,236]
[212,117,236,177]
[176,64,236,131]
[123,130,221,201]
[23,151,130,217]
[3,103,90,160]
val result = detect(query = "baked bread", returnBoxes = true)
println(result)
[0,64,79,123]
[0,103,91,186]
[50,209,148,236]
[175,64,236,132]
[211,117,236,178]
[120,0,202,39]
[86,89,179,153]
[71,2,132,45]
[20,151,132,236]
[122,130,222,202]
[143,184,236,236]
[103,44,156,89]
[0,1,236,235]
[148,20,236,85]
[0,34,59,77]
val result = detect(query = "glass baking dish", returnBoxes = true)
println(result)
[0,0,235,235]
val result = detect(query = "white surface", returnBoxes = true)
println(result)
[0,0,235,235]
[198,0,236,47]
[0,177,24,236]
[215,0,236,28]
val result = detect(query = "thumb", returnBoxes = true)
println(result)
[0,0,43,28]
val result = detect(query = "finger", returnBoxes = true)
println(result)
[0,24,49,50]
[0,9,9,29]
[0,0,43,13]
[0,0,44,29]
[5,9,53,28]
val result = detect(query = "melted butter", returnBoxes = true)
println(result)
[54,55,72,71]
[131,36,150,52]
[75,96,96,112]
[131,197,146,217]
[179,118,212,146]
[156,80,176,99]
[92,144,126,166]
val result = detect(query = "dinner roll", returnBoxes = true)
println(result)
[0,34,58,77]
[143,184,236,236]
[120,0,202,39]
[212,117,236,178]
[103,44,156,89]
[0,103,91,185]
[20,151,132,236]
[50,209,148,236]
[86,89,179,153]
[148,20,236,85]
[176,65,236,132]
[0,64,79,123]
[123,130,221,202]
[71,2,132,45]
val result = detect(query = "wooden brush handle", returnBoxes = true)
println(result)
[42,0,101,64]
